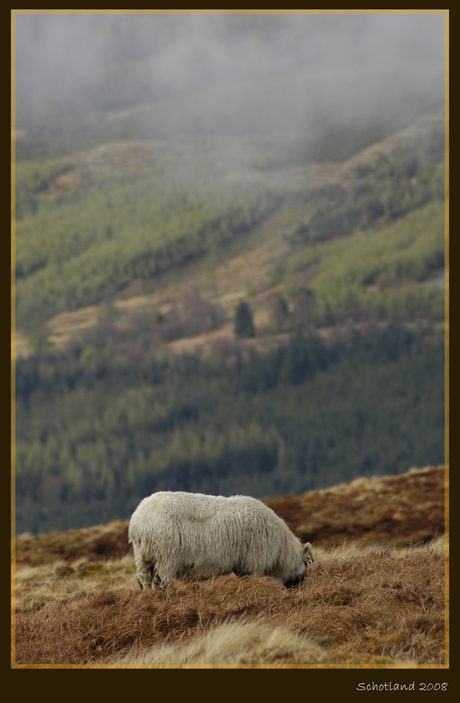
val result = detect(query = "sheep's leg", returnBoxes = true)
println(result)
[134,552,155,590]
[153,574,169,590]
[153,557,181,589]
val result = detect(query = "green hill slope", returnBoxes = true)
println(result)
[14,110,446,537]
[15,109,445,351]
[15,145,279,332]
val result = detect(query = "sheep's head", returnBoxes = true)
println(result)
[302,542,317,566]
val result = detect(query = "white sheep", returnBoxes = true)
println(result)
[128,491,316,589]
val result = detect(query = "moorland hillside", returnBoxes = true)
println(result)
[13,466,447,668]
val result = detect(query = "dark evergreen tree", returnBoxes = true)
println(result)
[234,301,255,338]
[271,293,289,332]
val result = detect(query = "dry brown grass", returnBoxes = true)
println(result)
[13,467,447,668]
[13,538,446,668]
[112,619,328,668]
[15,520,130,567]
[265,466,446,549]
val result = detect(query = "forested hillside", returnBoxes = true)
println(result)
[16,324,444,535]
[16,158,277,332]
[14,113,446,536]
[14,13,446,537]
[15,111,445,340]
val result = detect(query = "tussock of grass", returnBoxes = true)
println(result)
[111,618,328,668]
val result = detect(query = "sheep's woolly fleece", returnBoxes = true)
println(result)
[128,491,315,589]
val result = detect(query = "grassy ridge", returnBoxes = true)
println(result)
[14,467,446,667]
[15,467,445,565]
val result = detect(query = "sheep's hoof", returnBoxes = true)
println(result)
[138,579,152,590]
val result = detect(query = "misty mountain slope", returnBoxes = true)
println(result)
[14,106,445,359]
[13,13,446,560]
[14,13,445,353]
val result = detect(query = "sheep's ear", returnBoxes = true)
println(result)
[302,542,317,565]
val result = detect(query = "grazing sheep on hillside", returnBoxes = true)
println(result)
[128,491,316,589]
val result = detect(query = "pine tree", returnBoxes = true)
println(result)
[234,301,255,338]
[271,293,289,332]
